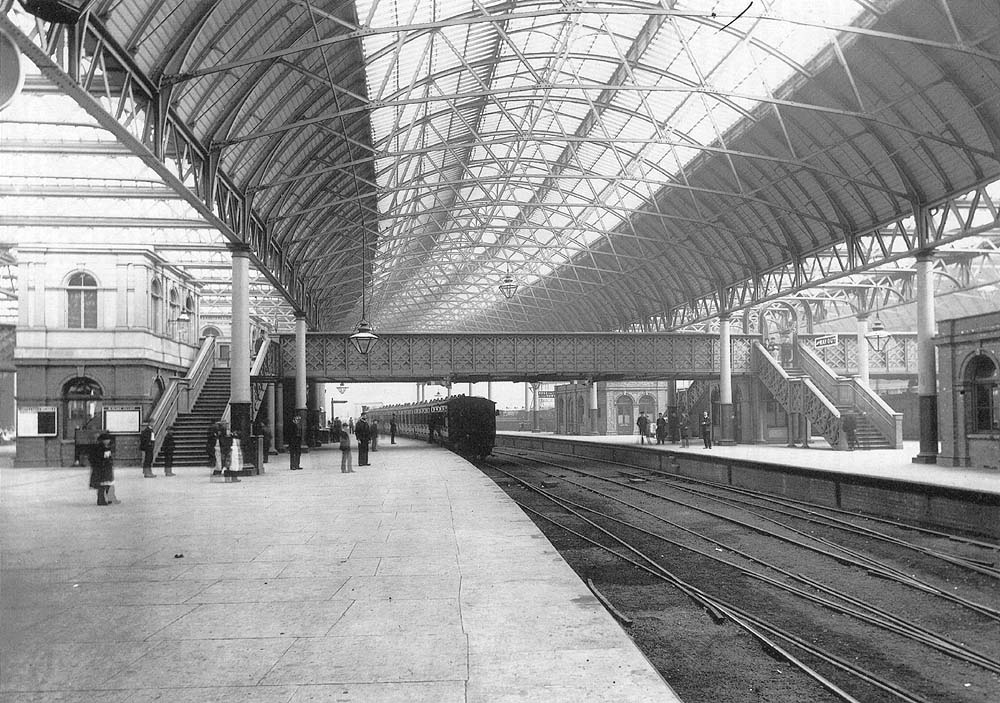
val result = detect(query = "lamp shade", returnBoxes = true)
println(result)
[499,273,518,299]
[349,319,378,355]
[866,317,890,353]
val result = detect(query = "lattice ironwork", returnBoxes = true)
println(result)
[278,333,755,382]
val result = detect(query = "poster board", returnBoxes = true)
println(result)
[102,406,141,433]
[17,406,58,437]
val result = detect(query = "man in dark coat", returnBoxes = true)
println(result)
[354,414,371,466]
[655,413,667,445]
[287,416,303,470]
[162,425,177,476]
[389,414,397,444]
[699,411,713,449]
[139,422,156,477]
[636,411,650,444]
[206,422,220,467]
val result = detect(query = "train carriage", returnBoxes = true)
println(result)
[369,395,496,458]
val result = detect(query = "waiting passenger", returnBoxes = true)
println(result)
[699,411,712,449]
[89,432,119,505]
[339,430,354,473]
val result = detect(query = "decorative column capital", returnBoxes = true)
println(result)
[226,242,253,257]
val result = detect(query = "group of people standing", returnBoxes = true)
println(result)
[205,421,243,482]
[636,409,713,449]
[289,412,398,474]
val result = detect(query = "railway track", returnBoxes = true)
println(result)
[479,447,1000,703]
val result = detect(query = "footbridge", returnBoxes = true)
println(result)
[261,333,754,383]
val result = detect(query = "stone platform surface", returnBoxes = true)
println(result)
[0,441,681,703]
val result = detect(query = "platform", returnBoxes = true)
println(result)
[0,442,681,703]
[501,433,1000,496]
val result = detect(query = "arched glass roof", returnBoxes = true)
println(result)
[3,1,1000,332]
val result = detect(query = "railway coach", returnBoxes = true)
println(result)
[369,395,496,458]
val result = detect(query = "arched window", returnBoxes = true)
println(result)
[62,377,102,440]
[150,279,162,333]
[202,326,221,338]
[66,272,97,329]
[967,356,999,433]
[168,288,181,340]
[638,394,657,418]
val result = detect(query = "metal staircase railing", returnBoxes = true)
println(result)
[220,337,274,426]
[797,342,903,449]
[147,336,216,462]
[752,342,842,447]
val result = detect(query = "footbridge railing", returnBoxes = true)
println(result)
[273,332,757,381]
[752,342,842,447]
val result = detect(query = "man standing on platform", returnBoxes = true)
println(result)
[390,413,397,444]
[139,422,157,478]
[370,418,379,452]
[655,413,667,445]
[355,413,371,466]
[636,411,650,444]
[162,425,176,477]
[699,411,713,449]
[288,415,303,470]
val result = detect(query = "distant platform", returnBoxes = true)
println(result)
[0,441,681,703]
[497,433,1000,539]
[499,433,1000,496]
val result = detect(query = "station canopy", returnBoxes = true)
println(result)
[3,0,1000,333]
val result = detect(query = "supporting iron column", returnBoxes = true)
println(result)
[589,379,599,435]
[229,245,252,446]
[914,248,938,464]
[264,383,275,456]
[718,313,735,445]
[294,311,308,433]
[856,311,870,387]
[487,381,493,400]
[274,381,284,452]
[531,382,540,432]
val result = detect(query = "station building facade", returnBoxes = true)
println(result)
[936,311,1000,469]
[13,243,202,466]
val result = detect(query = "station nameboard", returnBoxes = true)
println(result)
[813,335,839,349]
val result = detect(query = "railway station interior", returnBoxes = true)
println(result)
[2,1,1000,702]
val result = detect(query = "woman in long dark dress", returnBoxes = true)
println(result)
[88,432,119,505]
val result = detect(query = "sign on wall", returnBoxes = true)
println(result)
[813,335,839,348]
[102,406,141,433]
[17,406,58,437]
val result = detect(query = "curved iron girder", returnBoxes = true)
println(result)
[1,10,320,323]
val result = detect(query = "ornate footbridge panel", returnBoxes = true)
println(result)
[267,333,756,382]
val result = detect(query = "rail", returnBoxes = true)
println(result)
[220,337,275,427]
[798,343,902,449]
[147,336,216,461]
[753,342,841,446]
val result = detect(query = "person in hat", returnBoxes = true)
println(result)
[88,432,119,505]
[162,425,177,476]
[139,422,157,478]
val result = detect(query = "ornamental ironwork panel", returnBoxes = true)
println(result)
[281,333,757,381]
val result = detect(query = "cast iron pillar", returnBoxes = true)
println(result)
[294,312,308,452]
[229,245,252,443]
[856,311,870,387]
[718,313,736,445]
[914,247,939,464]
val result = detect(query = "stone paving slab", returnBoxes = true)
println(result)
[0,441,681,702]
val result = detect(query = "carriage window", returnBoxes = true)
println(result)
[67,272,97,329]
